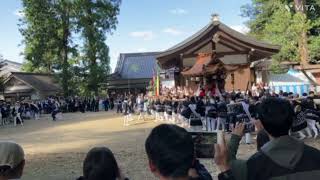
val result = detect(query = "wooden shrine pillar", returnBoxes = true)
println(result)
[177,54,184,87]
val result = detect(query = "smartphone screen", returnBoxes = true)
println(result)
[236,114,255,133]
[189,131,217,158]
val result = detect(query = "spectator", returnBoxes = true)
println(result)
[246,97,320,180]
[214,133,236,180]
[255,130,270,151]
[227,122,270,180]
[0,142,25,180]
[77,147,128,180]
[145,124,212,180]
[103,98,109,111]
[247,98,320,180]
[215,97,320,180]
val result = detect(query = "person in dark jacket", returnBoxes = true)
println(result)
[109,96,114,110]
[103,98,109,111]
[216,101,228,131]
[214,97,320,180]
[246,97,320,180]
[226,121,269,180]
[51,101,60,121]
[195,97,205,117]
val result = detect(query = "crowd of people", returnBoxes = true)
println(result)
[2,85,320,179]
[117,86,320,141]
[0,96,116,126]
[1,97,320,180]
[2,86,320,143]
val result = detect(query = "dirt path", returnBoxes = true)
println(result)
[0,111,156,180]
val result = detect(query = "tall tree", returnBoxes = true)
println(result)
[54,0,78,96]
[241,0,320,69]
[20,0,58,72]
[20,0,77,96]
[74,0,121,95]
[20,0,121,96]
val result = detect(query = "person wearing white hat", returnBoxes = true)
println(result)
[0,142,25,180]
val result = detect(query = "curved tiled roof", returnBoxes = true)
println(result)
[9,72,61,92]
[112,52,159,79]
[157,21,280,59]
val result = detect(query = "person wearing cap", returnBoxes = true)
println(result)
[0,141,25,180]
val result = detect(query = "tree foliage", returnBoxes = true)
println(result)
[241,0,320,68]
[20,0,121,96]
[20,0,76,96]
[74,0,120,95]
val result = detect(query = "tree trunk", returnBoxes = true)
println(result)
[293,0,317,87]
[61,23,70,96]
[61,1,70,97]
[294,0,309,67]
[85,1,99,96]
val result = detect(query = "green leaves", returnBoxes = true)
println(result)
[263,5,301,63]
[20,0,59,72]
[20,0,121,96]
[241,0,320,70]
[74,0,121,95]
[309,36,320,63]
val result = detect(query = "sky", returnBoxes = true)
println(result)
[0,0,251,72]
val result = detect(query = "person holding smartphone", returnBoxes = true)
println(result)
[145,124,213,180]
[215,97,320,180]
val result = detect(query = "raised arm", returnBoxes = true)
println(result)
[228,123,244,161]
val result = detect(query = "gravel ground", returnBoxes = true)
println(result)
[0,111,319,180]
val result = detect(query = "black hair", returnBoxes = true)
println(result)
[0,161,24,178]
[257,97,294,137]
[301,98,315,110]
[81,147,120,180]
[231,94,236,101]
[190,97,196,104]
[235,93,241,100]
[256,130,270,150]
[145,124,194,178]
